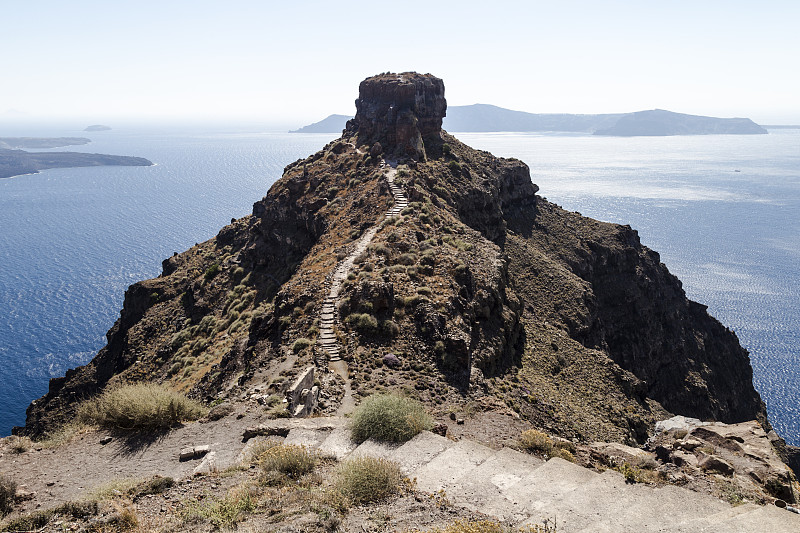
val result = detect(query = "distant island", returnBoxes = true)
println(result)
[293,105,768,136]
[84,125,112,131]
[0,137,152,179]
[0,137,91,149]
[592,109,768,136]
[289,114,352,133]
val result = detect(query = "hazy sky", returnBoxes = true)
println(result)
[2,0,798,126]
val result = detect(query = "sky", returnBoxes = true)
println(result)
[2,0,798,127]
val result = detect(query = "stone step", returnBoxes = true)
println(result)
[317,426,358,460]
[675,502,800,533]
[411,439,495,493]
[284,428,331,449]
[502,457,598,517]
[445,447,544,522]
[390,431,452,474]
[349,438,402,461]
[522,469,723,533]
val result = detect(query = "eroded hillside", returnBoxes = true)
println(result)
[19,72,767,447]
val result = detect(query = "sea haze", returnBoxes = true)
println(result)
[1,127,797,445]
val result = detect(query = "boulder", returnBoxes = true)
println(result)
[698,454,735,476]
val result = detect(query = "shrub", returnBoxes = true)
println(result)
[203,262,220,282]
[6,435,31,454]
[380,320,400,337]
[370,243,391,257]
[447,160,461,173]
[345,313,378,335]
[334,456,402,504]
[350,393,433,443]
[1,510,53,531]
[519,429,554,455]
[396,253,417,266]
[519,429,576,463]
[258,444,318,479]
[182,486,255,529]
[134,475,175,497]
[0,474,16,517]
[77,383,207,430]
[292,337,314,353]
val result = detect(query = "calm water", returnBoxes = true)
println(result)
[1,127,797,445]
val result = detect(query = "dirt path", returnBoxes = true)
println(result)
[318,158,407,416]
[0,407,268,513]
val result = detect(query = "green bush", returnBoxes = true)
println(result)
[0,474,16,517]
[203,262,220,282]
[345,313,378,335]
[77,383,207,430]
[350,393,433,443]
[334,456,402,504]
[380,320,400,337]
[292,337,314,353]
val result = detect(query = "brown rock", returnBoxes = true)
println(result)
[431,423,447,436]
[698,455,735,476]
[346,72,446,161]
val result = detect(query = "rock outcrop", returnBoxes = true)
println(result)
[648,416,798,503]
[17,72,772,451]
[345,72,446,161]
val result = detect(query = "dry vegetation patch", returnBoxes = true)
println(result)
[77,383,207,430]
[350,393,433,443]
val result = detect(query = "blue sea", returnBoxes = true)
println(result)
[1,126,798,445]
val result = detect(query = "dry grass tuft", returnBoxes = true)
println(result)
[334,456,403,504]
[350,393,433,443]
[0,474,16,518]
[519,429,576,462]
[256,444,318,483]
[77,383,207,430]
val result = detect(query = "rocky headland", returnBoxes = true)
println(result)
[3,72,797,531]
[0,145,152,179]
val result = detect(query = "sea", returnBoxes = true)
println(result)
[1,126,798,445]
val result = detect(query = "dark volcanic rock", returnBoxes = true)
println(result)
[346,72,446,161]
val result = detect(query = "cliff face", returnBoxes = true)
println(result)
[346,72,446,161]
[18,72,768,445]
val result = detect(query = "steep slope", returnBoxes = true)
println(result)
[18,72,768,447]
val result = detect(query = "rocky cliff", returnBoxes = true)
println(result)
[18,72,769,448]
